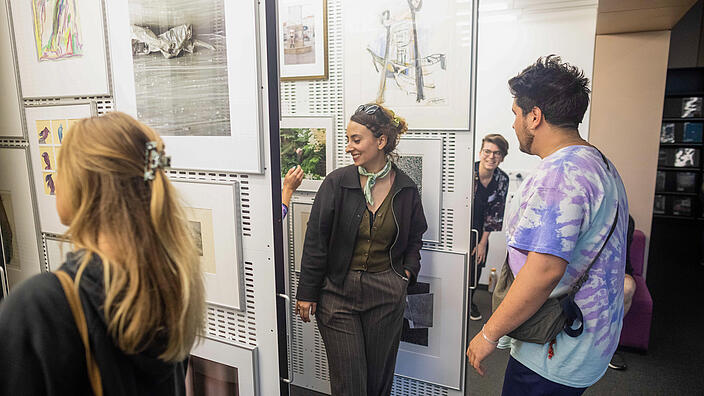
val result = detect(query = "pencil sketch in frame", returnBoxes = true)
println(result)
[0,147,43,288]
[25,103,95,235]
[184,207,216,275]
[343,0,472,130]
[106,0,263,172]
[8,0,110,98]
[171,180,245,311]
[190,338,259,396]
[396,136,443,242]
[278,0,328,80]
[395,249,467,390]
[280,115,335,192]
[290,201,313,273]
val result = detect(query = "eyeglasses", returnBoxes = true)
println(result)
[481,148,504,158]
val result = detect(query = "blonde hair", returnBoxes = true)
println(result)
[58,112,205,362]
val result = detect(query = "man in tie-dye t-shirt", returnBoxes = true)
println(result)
[466,56,629,395]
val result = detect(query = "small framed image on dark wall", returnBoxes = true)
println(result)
[676,172,697,193]
[674,148,700,167]
[654,195,667,214]
[672,197,693,216]
[681,97,703,118]
[683,122,703,143]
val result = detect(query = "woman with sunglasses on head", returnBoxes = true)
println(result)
[469,134,509,322]
[295,103,427,395]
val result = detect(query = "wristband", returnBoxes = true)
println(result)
[482,325,499,346]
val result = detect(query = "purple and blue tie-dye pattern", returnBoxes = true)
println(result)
[502,145,629,388]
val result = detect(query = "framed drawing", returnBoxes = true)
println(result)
[278,0,328,80]
[106,0,264,173]
[290,201,313,272]
[172,180,245,311]
[280,115,335,192]
[1,0,23,137]
[25,103,95,235]
[8,0,110,98]
[396,137,443,242]
[395,249,467,389]
[343,0,473,130]
[44,236,68,271]
[0,148,43,288]
[189,338,259,396]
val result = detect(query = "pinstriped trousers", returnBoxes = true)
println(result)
[315,268,408,396]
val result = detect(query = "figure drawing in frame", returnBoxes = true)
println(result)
[280,127,327,180]
[32,0,84,61]
[44,173,56,195]
[128,0,232,137]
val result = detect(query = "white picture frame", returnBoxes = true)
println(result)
[25,103,95,235]
[106,0,264,173]
[172,180,245,311]
[395,249,467,390]
[396,136,443,242]
[278,0,328,80]
[0,147,42,289]
[280,115,335,192]
[189,338,259,396]
[44,235,68,271]
[8,0,111,98]
[289,201,313,273]
[1,0,23,137]
[343,0,473,130]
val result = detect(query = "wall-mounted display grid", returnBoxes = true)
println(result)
[282,0,475,393]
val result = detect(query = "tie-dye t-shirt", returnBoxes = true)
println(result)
[500,145,629,388]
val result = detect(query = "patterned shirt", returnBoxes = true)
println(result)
[472,161,509,235]
[500,145,629,388]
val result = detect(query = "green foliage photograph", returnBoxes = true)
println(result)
[280,127,327,179]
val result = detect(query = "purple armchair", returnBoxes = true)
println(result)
[618,230,653,351]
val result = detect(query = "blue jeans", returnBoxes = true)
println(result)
[502,356,587,396]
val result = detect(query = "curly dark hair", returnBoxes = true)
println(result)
[350,103,408,156]
[508,55,590,129]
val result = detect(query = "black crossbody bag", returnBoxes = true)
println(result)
[492,151,619,344]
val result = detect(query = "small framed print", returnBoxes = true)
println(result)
[280,115,335,192]
[290,201,313,272]
[188,339,259,396]
[279,0,328,80]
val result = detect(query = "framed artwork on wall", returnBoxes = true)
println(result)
[25,103,95,235]
[395,136,443,242]
[395,249,467,390]
[188,338,259,396]
[171,180,246,311]
[1,0,23,137]
[278,0,328,80]
[0,147,43,288]
[106,0,264,173]
[44,235,68,271]
[8,0,110,98]
[343,0,473,130]
[290,201,313,273]
[280,115,335,191]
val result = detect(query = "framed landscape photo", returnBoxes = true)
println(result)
[280,115,335,192]
[278,0,328,80]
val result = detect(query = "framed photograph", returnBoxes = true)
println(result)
[672,197,692,216]
[396,137,443,242]
[344,0,473,130]
[188,338,259,396]
[0,148,42,288]
[674,148,700,168]
[681,97,703,118]
[683,122,703,143]
[25,103,95,234]
[1,0,23,138]
[44,235,69,271]
[676,172,697,193]
[290,201,313,273]
[172,180,245,311]
[660,123,675,143]
[395,249,467,390]
[278,0,328,80]
[653,195,666,215]
[8,0,110,98]
[106,0,263,173]
[280,116,335,192]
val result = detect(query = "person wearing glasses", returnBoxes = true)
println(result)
[295,103,427,395]
[470,134,509,321]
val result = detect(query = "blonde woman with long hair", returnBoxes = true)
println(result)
[0,112,205,395]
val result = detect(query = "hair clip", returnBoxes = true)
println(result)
[391,116,400,128]
[144,141,171,181]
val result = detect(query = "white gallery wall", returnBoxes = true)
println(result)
[474,0,598,282]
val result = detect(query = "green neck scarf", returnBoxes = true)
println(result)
[358,160,392,206]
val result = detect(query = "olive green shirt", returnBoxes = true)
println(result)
[349,190,397,272]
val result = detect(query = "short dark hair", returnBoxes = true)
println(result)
[481,133,509,157]
[508,55,590,129]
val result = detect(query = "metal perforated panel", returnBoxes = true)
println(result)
[24,97,114,116]
[391,376,450,396]
[0,138,27,148]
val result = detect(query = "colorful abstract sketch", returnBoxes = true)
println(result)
[32,0,83,61]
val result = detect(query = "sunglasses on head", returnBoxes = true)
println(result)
[355,104,390,122]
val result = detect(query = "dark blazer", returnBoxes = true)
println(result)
[296,164,428,302]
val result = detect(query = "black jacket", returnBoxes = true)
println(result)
[0,252,187,396]
[296,164,428,302]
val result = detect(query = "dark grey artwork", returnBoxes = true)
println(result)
[401,281,433,346]
[396,155,423,196]
[128,0,231,136]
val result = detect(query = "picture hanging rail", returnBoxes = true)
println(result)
[343,0,473,130]
[106,0,264,173]
[25,103,95,235]
[8,0,111,98]
[278,0,328,80]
